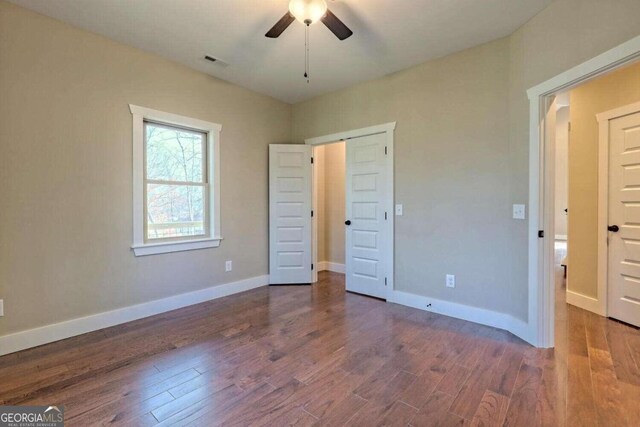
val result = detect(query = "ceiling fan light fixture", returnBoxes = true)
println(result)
[288,0,327,25]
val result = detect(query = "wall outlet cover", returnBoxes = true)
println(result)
[225,261,232,272]
[446,274,455,288]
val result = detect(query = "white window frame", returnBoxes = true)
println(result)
[130,105,222,256]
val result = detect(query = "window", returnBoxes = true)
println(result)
[130,105,221,256]
[144,122,207,241]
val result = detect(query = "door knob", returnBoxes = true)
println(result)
[345,220,352,226]
[608,225,619,232]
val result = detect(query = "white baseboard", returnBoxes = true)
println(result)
[0,275,269,357]
[566,290,605,315]
[318,261,345,274]
[388,290,532,345]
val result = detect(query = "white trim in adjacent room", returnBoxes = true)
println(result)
[129,104,223,256]
[566,290,605,316]
[318,261,346,274]
[527,35,640,348]
[0,275,268,357]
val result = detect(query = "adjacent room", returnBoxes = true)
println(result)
[1,0,640,425]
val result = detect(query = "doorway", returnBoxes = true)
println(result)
[308,123,396,299]
[269,122,395,300]
[530,38,640,347]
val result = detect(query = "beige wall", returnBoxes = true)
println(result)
[315,145,327,264]
[567,61,640,297]
[555,106,569,237]
[323,142,345,265]
[294,38,515,315]
[294,0,640,321]
[315,142,345,265]
[0,1,291,336]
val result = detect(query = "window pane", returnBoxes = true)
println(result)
[145,123,204,183]
[146,184,206,240]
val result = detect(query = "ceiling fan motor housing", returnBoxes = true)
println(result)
[289,0,328,25]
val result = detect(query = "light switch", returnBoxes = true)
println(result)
[395,204,403,216]
[513,204,526,220]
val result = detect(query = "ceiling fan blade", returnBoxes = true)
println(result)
[265,12,295,38]
[321,9,353,40]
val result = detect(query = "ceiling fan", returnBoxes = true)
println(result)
[265,0,353,41]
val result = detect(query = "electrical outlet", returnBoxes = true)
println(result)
[225,261,232,272]
[0,299,4,317]
[446,274,455,288]
[395,204,403,216]
[513,204,526,220]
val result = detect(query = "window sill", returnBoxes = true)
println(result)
[131,237,223,257]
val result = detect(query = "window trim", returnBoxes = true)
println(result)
[130,105,222,256]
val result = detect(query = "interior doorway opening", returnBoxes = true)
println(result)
[312,141,347,277]
[532,45,640,347]
[552,93,570,335]
[306,123,396,300]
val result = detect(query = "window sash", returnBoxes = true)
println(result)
[143,119,208,184]
[143,120,210,243]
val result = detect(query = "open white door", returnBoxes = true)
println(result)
[345,133,388,299]
[269,144,313,285]
[608,110,640,327]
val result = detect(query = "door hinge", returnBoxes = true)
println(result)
[385,146,388,155]
[311,157,314,164]
[538,230,544,238]
[311,263,314,271]
[385,211,388,220]
[384,277,387,286]
[311,210,314,217]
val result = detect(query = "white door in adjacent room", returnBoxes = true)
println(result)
[344,133,389,299]
[269,144,313,284]
[608,110,640,327]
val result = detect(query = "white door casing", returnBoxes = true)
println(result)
[527,35,640,348]
[269,144,313,284]
[607,110,640,327]
[345,133,388,299]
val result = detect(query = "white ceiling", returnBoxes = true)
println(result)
[9,0,553,104]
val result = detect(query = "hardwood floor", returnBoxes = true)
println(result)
[1,268,639,426]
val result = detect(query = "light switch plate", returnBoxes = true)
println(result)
[513,204,526,220]
[395,204,403,216]
[0,299,4,317]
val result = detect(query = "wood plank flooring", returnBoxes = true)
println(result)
[1,265,639,426]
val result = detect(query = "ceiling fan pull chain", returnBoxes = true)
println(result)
[304,23,310,83]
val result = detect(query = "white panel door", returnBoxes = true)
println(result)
[269,144,313,284]
[608,111,640,327]
[345,133,388,299]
